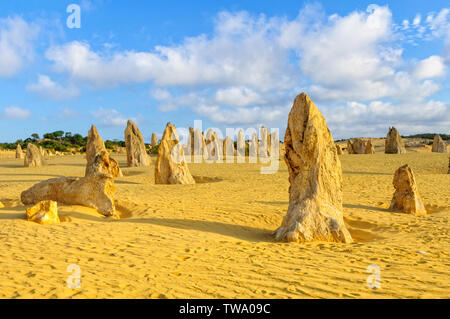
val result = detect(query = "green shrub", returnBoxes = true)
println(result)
[150,145,159,155]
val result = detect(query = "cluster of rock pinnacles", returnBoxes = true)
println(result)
[17,93,446,241]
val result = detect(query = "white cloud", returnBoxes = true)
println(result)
[323,99,449,138]
[413,55,446,79]
[195,103,289,125]
[215,87,265,107]
[91,107,129,127]
[1,106,32,120]
[42,6,450,137]
[0,17,38,77]
[27,75,80,100]
[45,12,295,91]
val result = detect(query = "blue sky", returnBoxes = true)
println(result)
[0,0,449,142]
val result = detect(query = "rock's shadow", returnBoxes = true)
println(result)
[0,206,26,220]
[344,203,390,213]
[121,170,146,177]
[343,171,391,176]
[193,176,223,184]
[118,217,273,242]
[256,201,288,206]
[115,180,141,185]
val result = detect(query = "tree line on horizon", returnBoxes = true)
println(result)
[1,131,449,153]
[0,131,125,153]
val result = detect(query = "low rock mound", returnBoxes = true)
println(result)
[21,174,117,218]
[26,200,60,225]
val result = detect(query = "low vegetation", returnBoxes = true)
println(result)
[0,131,127,153]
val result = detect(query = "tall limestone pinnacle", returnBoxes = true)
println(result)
[385,127,406,154]
[24,144,46,167]
[274,93,353,243]
[151,133,158,148]
[16,144,24,159]
[85,125,122,177]
[125,120,151,167]
[390,164,427,216]
[155,122,195,185]
[431,134,447,153]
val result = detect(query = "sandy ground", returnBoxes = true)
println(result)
[0,149,449,299]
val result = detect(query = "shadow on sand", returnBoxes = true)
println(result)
[0,206,26,220]
[342,171,391,176]
[256,200,288,206]
[117,217,273,242]
[344,203,390,213]
[0,173,63,178]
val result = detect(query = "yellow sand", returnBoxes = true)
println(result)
[0,150,449,299]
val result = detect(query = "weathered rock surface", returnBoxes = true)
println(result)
[16,144,24,159]
[273,93,353,243]
[26,200,60,225]
[205,129,222,162]
[193,128,206,162]
[151,133,158,148]
[249,133,258,162]
[279,142,286,159]
[24,144,46,167]
[86,125,107,163]
[259,126,269,158]
[223,136,235,162]
[21,174,117,217]
[188,127,195,156]
[237,130,245,162]
[85,125,122,177]
[385,127,406,154]
[125,120,151,167]
[155,123,195,185]
[390,164,427,216]
[336,144,343,155]
[365,139,375,154]
[431,135,447,153]
[85,151,123,178]
[347,138,367,154]
[270,131,279,159]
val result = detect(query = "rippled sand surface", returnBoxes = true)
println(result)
[0,150,448,299]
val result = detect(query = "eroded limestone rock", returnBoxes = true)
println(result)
[125,120,151,167]
[365,139,375,154]
[432,135,447,153]
[273,93,353,243]
[26,200,60,225]
[24,144,46,167]
[390,164,427,216]
[16,144,24,159]
[151,133,158,148]
[21,174,117,217]
[336,144,343,155]
[385,127,406,154]
[85,125,122,177]
[86,151,123,178]
[155,123,195,185]
[223,137,235,163]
